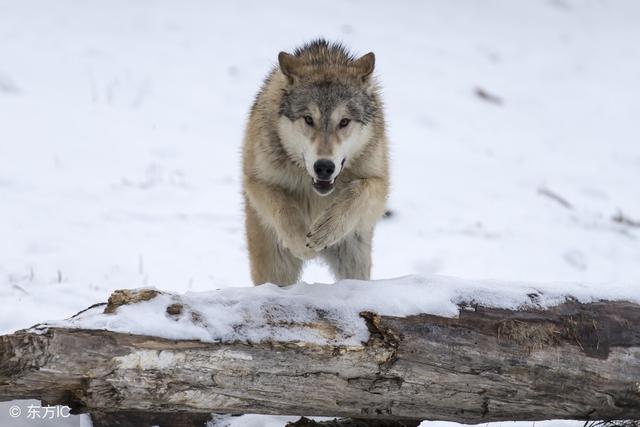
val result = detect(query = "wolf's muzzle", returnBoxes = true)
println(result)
[313,159,335,180]
[311,159,337,195]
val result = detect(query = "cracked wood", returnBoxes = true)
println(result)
[1,293,639,424]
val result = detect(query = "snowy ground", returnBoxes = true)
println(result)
[1,0,639,426]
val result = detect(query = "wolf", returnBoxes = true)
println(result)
[242,39,389,286]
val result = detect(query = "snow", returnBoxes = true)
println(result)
[207,415,335,427]
[1,0,639,426]
[39,274,639,346]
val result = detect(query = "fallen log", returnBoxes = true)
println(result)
[0,276,639,425]
[285,417,421,427]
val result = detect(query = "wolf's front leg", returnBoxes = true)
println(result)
[244,177,316,261]
[245,203,304,285]
[306,177,387,251]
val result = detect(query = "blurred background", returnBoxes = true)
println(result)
[0,2,639,424]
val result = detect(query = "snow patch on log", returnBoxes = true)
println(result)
[32,275,639,346]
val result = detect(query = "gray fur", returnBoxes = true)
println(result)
[280,82,378,125]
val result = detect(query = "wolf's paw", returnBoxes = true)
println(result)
[306,215,339,252]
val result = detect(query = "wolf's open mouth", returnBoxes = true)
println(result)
[312,178,335,195]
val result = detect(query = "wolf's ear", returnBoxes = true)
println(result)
[353,52,375,82]
[278,52,301,84]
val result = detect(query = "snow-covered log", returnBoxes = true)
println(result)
[1,276,639,425]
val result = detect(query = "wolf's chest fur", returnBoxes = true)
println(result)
[292,182,341,228]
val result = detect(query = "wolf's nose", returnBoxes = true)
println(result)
[313,160,335,180]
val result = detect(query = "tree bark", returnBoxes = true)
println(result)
[1,291,639,425]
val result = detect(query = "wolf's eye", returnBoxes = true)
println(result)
[339,118,351,128]
[303,115,314,127]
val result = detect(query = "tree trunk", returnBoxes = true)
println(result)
[1,290,639,425]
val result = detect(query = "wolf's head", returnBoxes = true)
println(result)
[276,40,379,196]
